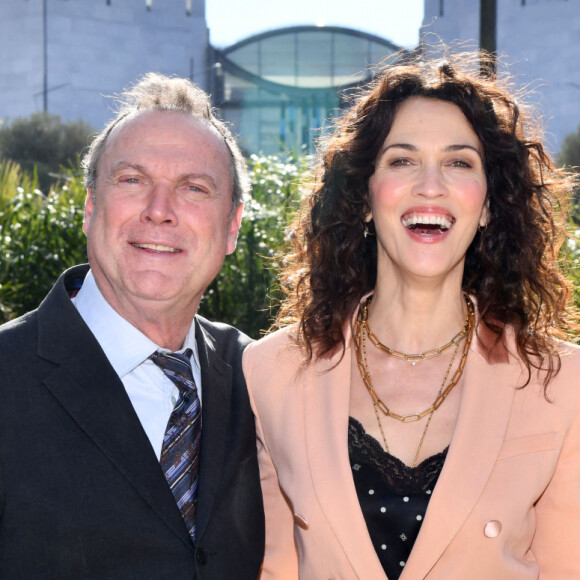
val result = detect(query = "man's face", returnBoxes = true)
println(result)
[83,110,242,322]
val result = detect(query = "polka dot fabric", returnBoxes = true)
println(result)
[348,417,447,580]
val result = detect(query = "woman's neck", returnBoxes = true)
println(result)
[366,282,468,355]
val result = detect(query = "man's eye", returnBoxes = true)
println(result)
[185,184,210,195]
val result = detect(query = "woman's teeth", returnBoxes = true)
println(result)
[402,214,453,231]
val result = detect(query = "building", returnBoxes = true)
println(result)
[422,0,580,153]
[4,1,576,155]
[0,0,209,131]
[212,26,402,154]
[0,0,403,155]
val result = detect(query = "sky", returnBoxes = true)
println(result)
[206,0,425,50]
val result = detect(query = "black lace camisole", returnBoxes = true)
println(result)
[348,416,448,580]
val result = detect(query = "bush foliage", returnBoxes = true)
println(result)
[0,112,94,192]
[0,155,578,338]
[559,124,580,171]
[198,153,308,337]
[0,155,308,337]
[0,161,87,321]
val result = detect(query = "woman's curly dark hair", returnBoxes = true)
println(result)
[276,49,579,388]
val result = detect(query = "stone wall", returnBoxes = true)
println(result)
[0,0,208,130]
[422,0,580,153]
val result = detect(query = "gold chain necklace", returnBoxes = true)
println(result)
[353,297,474,466]
[361,293,473,364]
[354,294,475,423]
[369,331,461,467]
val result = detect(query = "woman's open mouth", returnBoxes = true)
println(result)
[401,213,454,236]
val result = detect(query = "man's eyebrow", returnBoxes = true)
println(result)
[181,173,218,190]
[109,161,146,176]
[108,164,218,189]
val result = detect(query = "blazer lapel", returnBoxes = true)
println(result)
[193,320,232,543]
[37,267,193,550]
[304,326,387,578]
[401,327,519,579]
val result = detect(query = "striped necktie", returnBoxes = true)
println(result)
[150,348,201,542]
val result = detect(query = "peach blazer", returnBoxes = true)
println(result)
[243,318,580,580]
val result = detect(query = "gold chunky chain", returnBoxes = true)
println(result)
[353,294,475,423]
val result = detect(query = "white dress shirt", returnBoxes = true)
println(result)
[71,270,201,459]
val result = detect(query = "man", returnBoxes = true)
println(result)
[0,74,264,578]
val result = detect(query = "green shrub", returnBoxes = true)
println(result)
[0,161,87,321]
[1,155,577,339]
[0,155,309,336]
[198,153,309,338]
[559,125,580,171]
[0,112,94,193]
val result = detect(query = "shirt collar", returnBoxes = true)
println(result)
[71,270,200,378]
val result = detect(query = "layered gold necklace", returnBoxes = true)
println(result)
[353,294,475,466]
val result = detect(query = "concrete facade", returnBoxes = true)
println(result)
[0,0,209,130]
[422,0,580,153]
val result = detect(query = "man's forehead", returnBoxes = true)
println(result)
[96,109,234,196]
[98,110,231,177]
[107,109,221,145]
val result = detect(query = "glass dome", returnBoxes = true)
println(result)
[211,26,404,154]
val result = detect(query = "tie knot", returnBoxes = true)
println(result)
[150,348,195,393]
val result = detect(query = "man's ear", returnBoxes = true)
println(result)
[82,189,94,236]
[226,203,244,255]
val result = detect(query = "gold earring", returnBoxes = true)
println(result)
[364,222,375,238]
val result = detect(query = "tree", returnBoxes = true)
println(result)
[0,112,94,192]
[559,124,580,170]
[559,125,580,228]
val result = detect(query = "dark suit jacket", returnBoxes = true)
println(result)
[0,265,264,579]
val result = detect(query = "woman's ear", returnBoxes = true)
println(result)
[479,199,490,228]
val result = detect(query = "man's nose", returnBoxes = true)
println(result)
[141,184,178,225]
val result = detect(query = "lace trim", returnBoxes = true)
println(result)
[348,416,448,495]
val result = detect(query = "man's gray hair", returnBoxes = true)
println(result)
[81,73,249,212]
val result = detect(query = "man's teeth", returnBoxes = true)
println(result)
[132,243,180,253]
[402,214,453,230]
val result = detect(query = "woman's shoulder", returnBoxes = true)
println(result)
[247,324,299,351]
[243,325,305,372]
[532,340,580,418]
[553,339,580,380]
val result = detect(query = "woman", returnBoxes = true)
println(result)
[243,51,580,579]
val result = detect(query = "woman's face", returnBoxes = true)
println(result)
[368,96,488,287]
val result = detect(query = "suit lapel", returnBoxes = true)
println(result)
[37,267,194,550]
[304,310,520,580]
[193,320,232,542]
[401,329,519,579]
[304,327,387,578]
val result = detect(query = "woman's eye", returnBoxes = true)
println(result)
[450,160,472,168]
[390,158,412,167]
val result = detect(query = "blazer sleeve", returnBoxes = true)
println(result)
[531,380,580,579]
[243,343,299,580]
